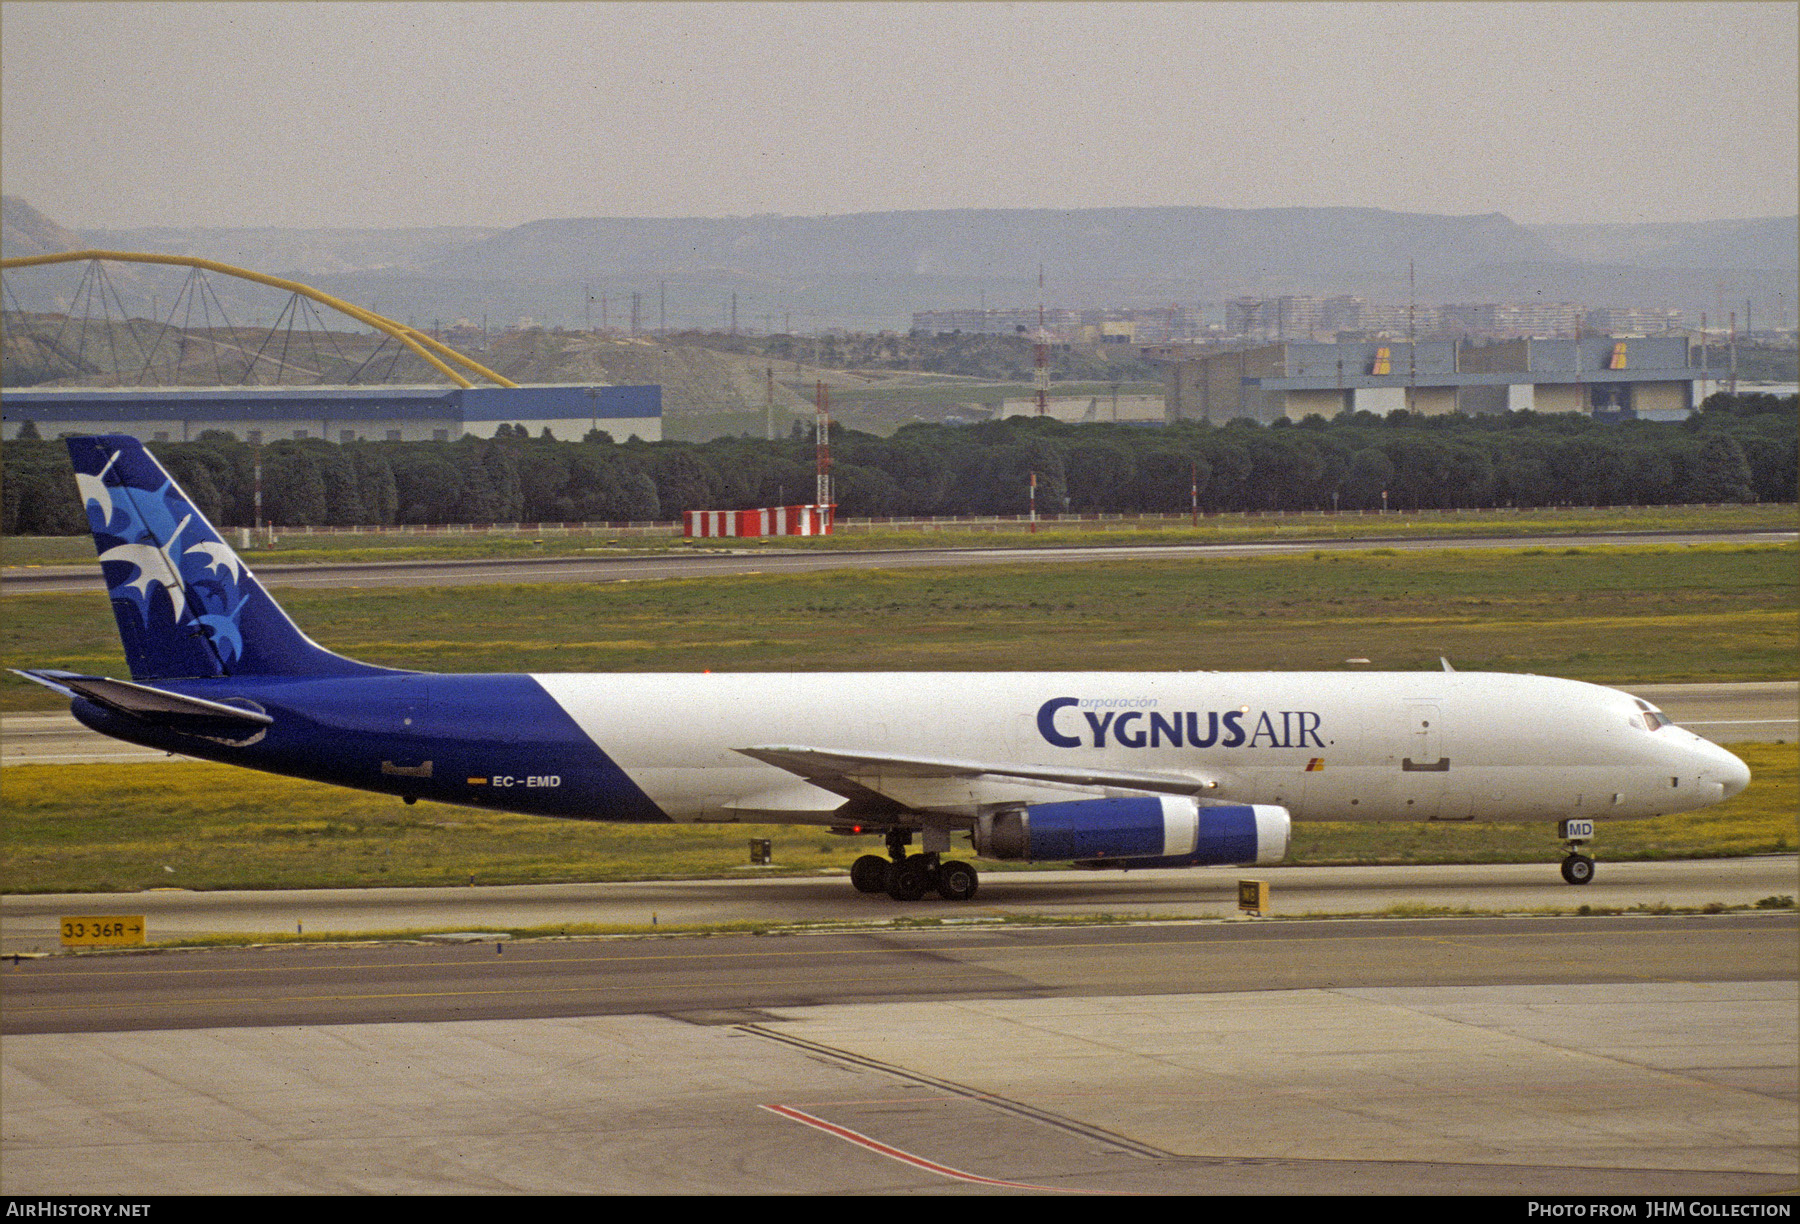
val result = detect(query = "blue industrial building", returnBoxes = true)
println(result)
[1163,336,1711,424]
[1,383,662,443]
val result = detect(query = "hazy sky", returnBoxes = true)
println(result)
[4,1,1795,231]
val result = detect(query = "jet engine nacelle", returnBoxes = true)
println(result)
[972,796,1290,867]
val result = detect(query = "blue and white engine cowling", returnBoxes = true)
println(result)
[971,796,1291,868]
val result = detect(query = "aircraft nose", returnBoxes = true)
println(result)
[1716,748,1751,799]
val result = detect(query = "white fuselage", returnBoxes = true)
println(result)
[533,670,1749,826]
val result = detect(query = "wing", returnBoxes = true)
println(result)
[735,744,1223,821]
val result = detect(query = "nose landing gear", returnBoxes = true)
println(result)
[1559,818,1596,885]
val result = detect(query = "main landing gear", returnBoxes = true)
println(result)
[1559,818,1596,885]
[851,831,980,902]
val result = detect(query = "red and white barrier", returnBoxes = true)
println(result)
[684,505,833,538]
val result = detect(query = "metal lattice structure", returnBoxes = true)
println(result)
[2,250,517,390]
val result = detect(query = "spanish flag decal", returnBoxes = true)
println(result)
[1305,758,1326,772]
[1371,347,1391,376]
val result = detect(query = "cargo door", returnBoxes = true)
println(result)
[1398,700,1446,819]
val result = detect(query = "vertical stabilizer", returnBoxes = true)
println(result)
[68,435,395,680]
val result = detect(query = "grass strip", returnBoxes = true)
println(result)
[38,901,1796,954]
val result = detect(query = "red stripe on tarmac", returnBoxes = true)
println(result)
[760,1103,1110,1194]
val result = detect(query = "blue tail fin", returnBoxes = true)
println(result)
[69,435,395,681]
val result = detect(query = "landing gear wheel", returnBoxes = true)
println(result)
[850,854,890,894]
[885,856,932,902]
[1557,819,1596,886]
[1561,854,1595,885]
[935,860,979,902]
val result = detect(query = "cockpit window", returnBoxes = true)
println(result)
[1633,698,1671,731]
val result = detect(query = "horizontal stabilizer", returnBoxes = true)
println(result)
[738,744,1219,812]
[12,669,273,727]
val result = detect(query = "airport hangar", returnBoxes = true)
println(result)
[1160,336,1710,425]
[0,383,663,444]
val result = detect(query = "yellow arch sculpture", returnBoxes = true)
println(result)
[0,249,518,389]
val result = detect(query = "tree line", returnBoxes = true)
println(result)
[5,393,1792,536]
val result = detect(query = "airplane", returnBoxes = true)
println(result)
[15,435,1752,901]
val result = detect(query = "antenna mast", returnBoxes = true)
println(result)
[1729,310,1738,396]
[1406,259,1416,413]
[815,380,833,516]
[1035,264,1049,416]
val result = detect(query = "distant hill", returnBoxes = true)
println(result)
[3,197,1793,332]
[1,196,83,258]
[2,195,166,311]
[1,197,499,276]
[77,222,502,277]
[1528,217,1797,270]
[412,206,1555,284]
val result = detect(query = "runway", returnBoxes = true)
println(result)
[6,527,1794,594]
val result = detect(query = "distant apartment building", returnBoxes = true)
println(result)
[1436,303,1685,339]
[1584,306,1687,334]
[1439,302,1584,338]
[1355,303,1443,337]
[1225,297,1275,336]
[1075,306,1212,345]
[1229,295,1437,340]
